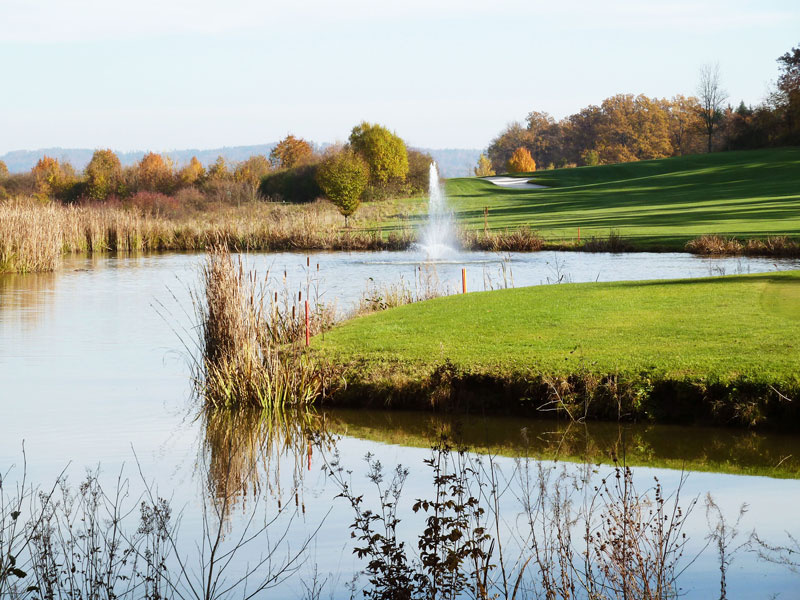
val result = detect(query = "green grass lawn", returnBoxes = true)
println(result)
[317,271,800,426]
[438,148,800,250]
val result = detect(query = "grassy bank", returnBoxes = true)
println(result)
[445,147,800,251]
[317,270,800,428]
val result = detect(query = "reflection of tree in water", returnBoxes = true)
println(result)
[200,406,334,519]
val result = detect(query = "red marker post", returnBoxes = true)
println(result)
[462,268,467,294]
[304,300,310,346]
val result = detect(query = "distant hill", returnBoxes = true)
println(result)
[0,145,482,178]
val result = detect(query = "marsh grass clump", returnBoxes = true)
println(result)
[195,245,338,410]
[686,234,800,257]
[686,235,744,255]
[463,226,545,252]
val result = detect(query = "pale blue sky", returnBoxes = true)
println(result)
[1,0,798,153]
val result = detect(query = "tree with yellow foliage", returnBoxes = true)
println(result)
[179,156,205,186]
[506,147,536,173]
[31,156,78,200]
[85,149,123,200]
[206,156,229,181]
[474,154,495,177]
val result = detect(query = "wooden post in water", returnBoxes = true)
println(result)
[462,268,467,294]
[304,300,310,346]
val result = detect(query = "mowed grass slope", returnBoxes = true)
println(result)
[444,148,800,250]
[319,270,800,385]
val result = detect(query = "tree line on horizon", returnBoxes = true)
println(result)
[476,43,800,175]
[0,123,430,223]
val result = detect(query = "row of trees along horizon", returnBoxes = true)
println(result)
[476,46,800,175]
[0,122,431,223]
[1,44,797,221]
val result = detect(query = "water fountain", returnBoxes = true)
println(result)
[418,162,458,259]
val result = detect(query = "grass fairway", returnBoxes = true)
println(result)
[444,148,800,250]
[318,270,800,426]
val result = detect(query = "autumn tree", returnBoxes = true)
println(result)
[135,152,174,194]
[697,63,728,153]
[0,161,8,180]
[349,122,408,189]
[31,156,71,200]
[178,156,205,186]
[316,148,369,226]
[487,122,535,173]
[474,153,495,176]
[666,95,703,155]
[234,155,271,186]
[269,135,314,169]
[507,147,536,173]
[206,156,230,181]
[85,149,123,200]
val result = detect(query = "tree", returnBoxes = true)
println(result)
[136,152,174,194]
[405,149,433,195]
[179,156,205,186]
[0,160,8,180]
[506,147,536,173]
[487,122,535,173]
[775,44,800,142]
[234,155,271,186]
[473,154,495,177]
[697,63,728,153]
[206,156,229,181]
[316,148,369,226]
[30,157,81,201]
[85,149,123,200]
[581,149,600,166]
[667,95,703,155]
[269,135,314,169]
[348,122,408,188]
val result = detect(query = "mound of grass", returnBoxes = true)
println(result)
[445,148,800,251]
[317,271,800,428]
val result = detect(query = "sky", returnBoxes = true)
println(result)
[1,0,799,154]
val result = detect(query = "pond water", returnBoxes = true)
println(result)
[2,249,800,598]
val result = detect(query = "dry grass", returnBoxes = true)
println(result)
[195,245,338,410]
[685,235,744,255]
[0,196,415,273]
[463,226,545,251]
[687,234,800,257]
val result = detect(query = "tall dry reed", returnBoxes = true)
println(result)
[195,245,336,410]
[0,197,415,273]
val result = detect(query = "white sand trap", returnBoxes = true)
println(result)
[484,176,545,189]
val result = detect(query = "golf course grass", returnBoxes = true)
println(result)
[443,147,800,250]
[317,270,800,428]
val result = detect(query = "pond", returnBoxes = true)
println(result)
[2,249,799,598]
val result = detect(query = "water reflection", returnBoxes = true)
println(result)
[200,406,334,516]
[325,409,800,479]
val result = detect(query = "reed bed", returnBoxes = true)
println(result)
[687,234,800,257]
[462,225,545,252]
[0,197,414,273]
[194,245,337,410]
